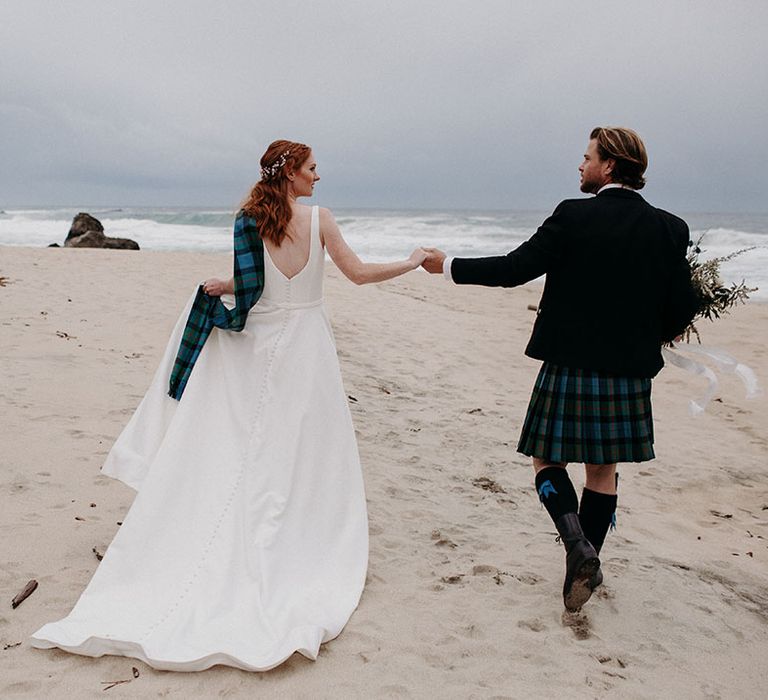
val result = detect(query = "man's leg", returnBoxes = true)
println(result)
[581,464,618,555]
[533,458,600,611]
[534,459,578,521]
[578,463,618,591]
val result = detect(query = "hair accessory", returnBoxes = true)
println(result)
[260,150,292,180]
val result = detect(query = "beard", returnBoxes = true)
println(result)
[579,177,602,194]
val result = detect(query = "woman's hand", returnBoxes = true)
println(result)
[202,278,228,296]
[409,248,428,269]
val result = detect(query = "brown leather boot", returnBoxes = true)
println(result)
[555,513,601,611]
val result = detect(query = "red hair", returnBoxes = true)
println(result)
[241,139,312,245]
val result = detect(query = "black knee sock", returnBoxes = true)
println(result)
[578,488,618,554]
[535,467,579,524]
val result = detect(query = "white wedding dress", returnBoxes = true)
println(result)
[31,206,369,671]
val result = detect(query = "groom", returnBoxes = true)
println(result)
[422,127,699,610]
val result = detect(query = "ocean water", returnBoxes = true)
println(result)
[1,206,766,299]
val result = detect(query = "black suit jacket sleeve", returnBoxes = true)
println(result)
[660,224,700,342]
[450,203,568,286]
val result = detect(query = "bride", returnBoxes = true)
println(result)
[31,140,427,672]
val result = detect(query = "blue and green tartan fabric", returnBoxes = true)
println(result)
[168,211,264,400]
[518,362,655,464]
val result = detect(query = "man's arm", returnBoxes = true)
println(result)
[661,219,700,342]
[423,203,568,287]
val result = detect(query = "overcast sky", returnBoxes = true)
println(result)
[1,1,766,212]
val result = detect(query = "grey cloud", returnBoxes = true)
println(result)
[1,0,766,211]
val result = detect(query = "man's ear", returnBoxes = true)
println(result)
[604,158,615,176]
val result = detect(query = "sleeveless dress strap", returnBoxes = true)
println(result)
[311,205,319,249]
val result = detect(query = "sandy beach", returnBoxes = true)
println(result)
[1,245,767,699]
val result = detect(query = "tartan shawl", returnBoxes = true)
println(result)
[168,210,265,400]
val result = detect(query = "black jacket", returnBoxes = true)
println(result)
[451,189,699,378]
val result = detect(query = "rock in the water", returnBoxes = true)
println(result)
[66,230,107,248]
[66,213,104,242]
[104,236,140,250]
[62,212,140,249]
[65,230,140,250]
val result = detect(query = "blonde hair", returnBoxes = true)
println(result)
[590,127,648,190]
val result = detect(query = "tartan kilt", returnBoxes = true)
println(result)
[517,362,655,464]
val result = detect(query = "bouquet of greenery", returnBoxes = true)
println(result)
[678,234,757,343]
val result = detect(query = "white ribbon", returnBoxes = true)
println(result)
[662,344,762,415]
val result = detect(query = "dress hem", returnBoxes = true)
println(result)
[29,625,333,672]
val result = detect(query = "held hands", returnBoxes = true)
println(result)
[409,247,429,269]
[421,247,447,274]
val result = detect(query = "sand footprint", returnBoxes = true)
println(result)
[605,556,630,573]
[2,681,44,696]
[471,564,498,576]
[517,618,547,632]
[562,610,591,640]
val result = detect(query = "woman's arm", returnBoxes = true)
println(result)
[202,276,234,296]
[320,208,426,284]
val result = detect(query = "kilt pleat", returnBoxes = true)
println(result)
[517,362,655,464]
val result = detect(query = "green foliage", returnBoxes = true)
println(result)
[681,234,757,343]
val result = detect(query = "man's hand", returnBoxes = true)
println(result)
[421,247,447,274]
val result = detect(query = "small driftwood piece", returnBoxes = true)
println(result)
[102,667,140,691]
[527,304,538,311]
[102,679,131,691]
[11,579,38,609]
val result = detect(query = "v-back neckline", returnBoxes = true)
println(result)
[264,208,314,281]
